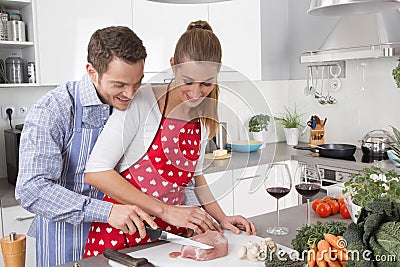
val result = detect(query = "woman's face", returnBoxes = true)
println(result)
[172,61,219,108]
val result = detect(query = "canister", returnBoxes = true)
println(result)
[0,12,7,40]
[7,20,26,42]
[27,62,36,83]
[216,122,228,149]
[6,53,24,84]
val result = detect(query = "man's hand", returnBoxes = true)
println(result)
[108,204,158,238]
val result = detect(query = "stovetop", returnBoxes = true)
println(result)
[292,147,397,173]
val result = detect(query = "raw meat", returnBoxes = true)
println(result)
[168,230,228,261]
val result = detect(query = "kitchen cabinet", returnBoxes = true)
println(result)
[35,0,133,85]
[132,0,261,82]
[232,164,274,218]
[0,0,38,87]
[208,0,261,81]
[232,161,299,218]
[1,205,35,267]
[203,170,234,216]
[132,0,208,83]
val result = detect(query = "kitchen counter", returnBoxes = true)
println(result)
[57,204,350,266]
[0,142,303,208]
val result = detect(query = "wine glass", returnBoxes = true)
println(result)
[294,163,322,226]
[264,163,292,235]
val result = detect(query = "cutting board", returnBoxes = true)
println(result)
[109,230,294,267]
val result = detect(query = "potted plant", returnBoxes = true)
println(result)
[393,58,400,88]
[274,106,304,146]
[342,166,400,222]
[386,125,400,167]
[248,114,270,149]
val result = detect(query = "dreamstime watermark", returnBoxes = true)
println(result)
[269,238,397,263]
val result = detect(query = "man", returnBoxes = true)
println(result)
[15,26,158,267]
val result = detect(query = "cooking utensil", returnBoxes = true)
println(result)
[145,226,213,249]
[359,129,392,157]
[328,64,342,92]
[313,66,322,99]
[104,248,154,267]
[304,66,312,96]
[293,144,357,159]
[318,66,327,104]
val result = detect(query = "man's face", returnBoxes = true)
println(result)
[89,58,144,110]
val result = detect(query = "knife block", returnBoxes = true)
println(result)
[310,128,324,146]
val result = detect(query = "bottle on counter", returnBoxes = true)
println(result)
[5,53,24,84]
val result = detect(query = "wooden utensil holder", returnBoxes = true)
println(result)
[310,129,324,146]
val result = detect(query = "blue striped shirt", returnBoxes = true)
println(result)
[15,74,113,236]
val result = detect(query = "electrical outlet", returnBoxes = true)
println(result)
[1,105,15,119]
[15,105,29,117]
[2,105,31,119]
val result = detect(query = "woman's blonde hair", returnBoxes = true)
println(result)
[174,20,221,138]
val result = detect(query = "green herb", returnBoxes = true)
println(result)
[248,114,270,133]
[291,221,348,253]
[386,125,400,162]
[274,106,304,129]
[343,166,400,207]
[393,60,400,88]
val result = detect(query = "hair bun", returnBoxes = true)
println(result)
[187,20,213,31]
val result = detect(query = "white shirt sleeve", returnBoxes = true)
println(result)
[85,85,155,173]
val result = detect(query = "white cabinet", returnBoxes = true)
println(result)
[232,161,299,218]
[203,170,234,216]
[132,0,208,83]
[209,0,261,81]
[1,205,35,267]
[0,0,38,87]
[232,164,274,218]
[131,0,261,82]
[35,0,133,85]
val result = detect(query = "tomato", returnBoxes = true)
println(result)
[337,197,345,206]
[340,204,351,219]
[321,196,332,202]
[316,202,332,218]
[327,200,340,215]
[312,199,323,212]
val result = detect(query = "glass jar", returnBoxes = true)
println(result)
[5,53,24,84]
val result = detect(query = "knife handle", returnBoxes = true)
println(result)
[103,248,148,267]
[145,225,162,241]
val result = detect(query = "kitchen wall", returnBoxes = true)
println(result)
[0,86,55,179]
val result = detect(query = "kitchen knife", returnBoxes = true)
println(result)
[104,248,154,267]
[145,226,214,249]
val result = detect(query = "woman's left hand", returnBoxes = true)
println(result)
[218,215,256,236]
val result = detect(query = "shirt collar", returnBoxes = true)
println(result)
[79,74,105,107]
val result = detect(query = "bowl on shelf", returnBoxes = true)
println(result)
[227,140,263,153]
[387,150,400,167]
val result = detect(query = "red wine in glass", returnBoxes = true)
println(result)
[295,183,321,198]
[266,187,291,199]
[264,163,292,235]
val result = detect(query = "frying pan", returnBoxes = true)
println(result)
[294,144,357,159]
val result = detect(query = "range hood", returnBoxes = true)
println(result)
[301,8,400,63]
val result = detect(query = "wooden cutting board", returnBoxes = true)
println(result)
[109,230,294,267]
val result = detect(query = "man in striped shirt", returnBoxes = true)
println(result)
[15,26,158,267]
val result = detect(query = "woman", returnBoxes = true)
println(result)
[83,20,256,257]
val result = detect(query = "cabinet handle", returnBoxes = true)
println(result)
[16,215,35,221]
[237,175,261,181]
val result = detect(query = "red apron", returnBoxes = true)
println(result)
[84,115,201,258]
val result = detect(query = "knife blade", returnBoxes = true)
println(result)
[145,226,214,249]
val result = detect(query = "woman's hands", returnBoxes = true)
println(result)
[218,215,256,236]
[162,205,222,234]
